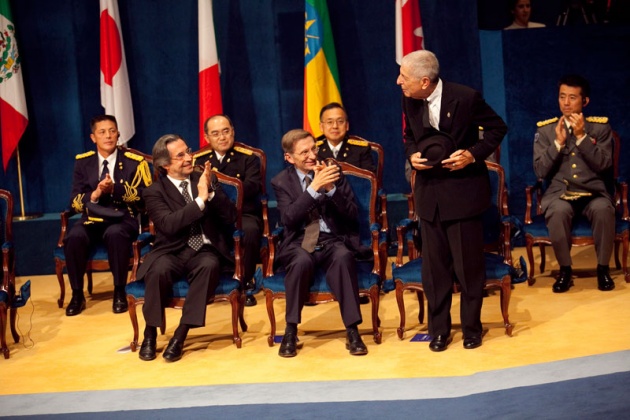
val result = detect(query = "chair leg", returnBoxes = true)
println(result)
[614,239,621,270]
[128,296,140,352]
[55,260,65,308]
[264,289,276,347]
[394,281,406,340]
[539,244,546,274]
[229,291,242,349]
[87,271,93,295]
[497,277,513,337]
[417,290,425,324]
[622,233,629,283]
[369,286,381,344]
[9,307,19,343]
[0,305,8,359]
[238,292,248,334]
[525,239,536,286]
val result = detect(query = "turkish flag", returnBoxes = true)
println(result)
[100,0,134,145]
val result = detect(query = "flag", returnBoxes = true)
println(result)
[0,0,28,171]
[100,0,134,145]
[395,0,424,64]
[198,0,222,148]
[304,0,342,138]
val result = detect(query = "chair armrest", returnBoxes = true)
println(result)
[617,180,628,220]
[378,189,388,231]
[232,229,244,282]
[265,227,284,277]
[2,242,14,291]
[260,194,270,237]
[395,218,414,267]
[57,210,74,247]
[129,232,154,283]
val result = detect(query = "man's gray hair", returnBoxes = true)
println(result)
[401,50,440,83]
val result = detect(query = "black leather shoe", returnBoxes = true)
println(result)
[139,338,156,361]
[346,329,368,356]
[359,296,370,305]
[463,336,482,349]
[245,295,257,307]
[597,265,615,291]
[552,266,573,293]
[65,294,86,316]
[278,332,298,358]
[429,334,452,352]
[113,288,128,314]
[162,338,184,362]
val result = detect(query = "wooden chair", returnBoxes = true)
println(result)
[389,162,526,339]
[523,131,629,285]
[52,147,153,308]
[0,189,20,359]
[125,171,247,350]
[260,162,386,347]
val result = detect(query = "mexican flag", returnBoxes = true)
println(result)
[0,0,28,172]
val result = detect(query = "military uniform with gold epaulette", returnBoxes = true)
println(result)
[193,146,263,305]
[533,116,615,279]
[316,135,376,173]
[64,148,152,315]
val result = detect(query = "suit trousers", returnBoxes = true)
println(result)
[142,245,221,328]
[276,238,362,328]
[420,213,485,339]
[545,196,615,266]
[242,214,263,285]
[64,220,137,291]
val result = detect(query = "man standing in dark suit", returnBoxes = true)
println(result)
[194,114,263,306]
[533,74,615,293]
[398,50,506,351]
[316,102,376,173]
[271,129,367,358]
[137,134,236,362]
[64,115,152,316]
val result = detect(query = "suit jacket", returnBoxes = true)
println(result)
[271,166,365,259]
[402,81,507,222]
[316,135,376,173]
[136,172,237,280]
[193,146,263,217]
[68,147,152,228]
[534,117,614,212]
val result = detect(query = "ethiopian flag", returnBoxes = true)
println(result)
[303,0,342,138]
[0,0,28,171]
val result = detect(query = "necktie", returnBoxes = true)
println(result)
[301,175,320,253]
[179,180,204,251]
[100,160,109,181]
[333,149,338,159]
[422,99,433,130]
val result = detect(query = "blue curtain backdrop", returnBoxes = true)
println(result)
[1,0,628,224]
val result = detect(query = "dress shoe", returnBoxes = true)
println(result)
[429,334,452,352]
[65,294,86,316]
[463,336,482,349]
[597,265,615,291]
[278,332,298,358]
[112,288,128,314]
[346,329,368,355]
[162,338,184,362]
[138,338,156,361]
[245,295,257,307]
[359,296,370,305]
[552,266,573,293]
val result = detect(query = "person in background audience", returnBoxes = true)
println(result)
[64,115,151,316]
[505,0,545,29]
[533,74,615,293]
[194,114,263,307]
[137,134,236,362]
[316,102,376,173]
[398,50,506,352]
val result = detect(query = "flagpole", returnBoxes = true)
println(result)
[14,145,41,221]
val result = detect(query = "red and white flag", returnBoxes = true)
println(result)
[0,0,28,171]
[198,0,222,147]
[395,0,424,64]
[100,0,134,145]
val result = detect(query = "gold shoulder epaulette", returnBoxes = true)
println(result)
[537,117,559,127]
[478,126,484,131]
[233,146,253,156]
[193,149,213,159]
[124,151,145,162]
[75,150,95,160]
[347,138,369,147]
[586,116,608,124]
[316,140,325,147]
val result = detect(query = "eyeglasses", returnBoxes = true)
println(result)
[322,119,347,127]
[292,146,319,158]
[208,128,232,139]
[171,148,193,160]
